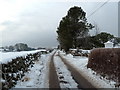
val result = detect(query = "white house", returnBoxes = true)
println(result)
[104,41,114,48]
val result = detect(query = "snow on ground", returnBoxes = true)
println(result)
[0,50,45,64]
[60,51,116,88]
[54,52,78,89]
[13,54,50,88]
[2,50,117,89]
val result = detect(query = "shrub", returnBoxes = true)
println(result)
[87,48,120,87]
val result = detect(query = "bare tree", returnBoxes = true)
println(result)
[94,22,100,35]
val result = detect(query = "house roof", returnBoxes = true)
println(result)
[104,41,113,44]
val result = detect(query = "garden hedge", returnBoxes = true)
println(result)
[87,48,120,87]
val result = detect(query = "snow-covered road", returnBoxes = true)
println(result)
[13,51,86,89]
[9,50,117,89]
[48,51,96,89]
[54,55,78,89]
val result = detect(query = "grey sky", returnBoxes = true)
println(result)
[0,0,119,48]
[118,1,120,37]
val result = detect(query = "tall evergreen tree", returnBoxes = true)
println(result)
[57,6,94,52]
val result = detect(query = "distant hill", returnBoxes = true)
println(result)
[0,43,35,52]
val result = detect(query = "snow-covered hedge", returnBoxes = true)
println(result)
[0,50,46,64]
[1,52,41,89]
[87,48,120,87]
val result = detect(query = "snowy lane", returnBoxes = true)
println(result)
[58,53,95,89]
[49,51,81,89]
[7,50,117,89]
[49,51,95,89]
[49,51,60,88]
[54,55,78,89]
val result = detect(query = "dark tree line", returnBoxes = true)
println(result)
[1,43,35,52]
[77,32,114,49]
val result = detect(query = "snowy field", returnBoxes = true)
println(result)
[0,49,46,64]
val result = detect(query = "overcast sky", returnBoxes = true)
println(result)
[0,0,119,48]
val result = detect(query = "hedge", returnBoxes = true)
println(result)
[1,52,41,89]
[87,48,120,87]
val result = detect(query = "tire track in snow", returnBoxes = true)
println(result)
[49,52,60,89]
[58,52,97,89]
[54,55,79,89]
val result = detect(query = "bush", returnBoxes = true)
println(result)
[87,48,120,87]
